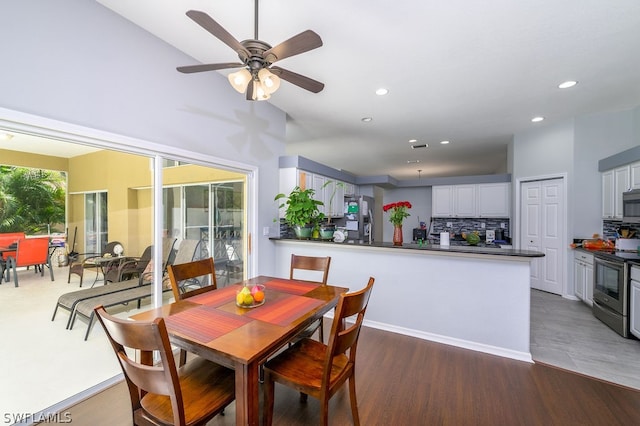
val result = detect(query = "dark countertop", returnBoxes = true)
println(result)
[270,238,544,258]
[574,246,640,264]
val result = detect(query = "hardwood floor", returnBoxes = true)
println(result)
[60,324,640,425]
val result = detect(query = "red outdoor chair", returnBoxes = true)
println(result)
[6,237,54,287]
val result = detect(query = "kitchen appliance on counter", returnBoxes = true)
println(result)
[413,228,427,241]
[615,238,640,252]
[485,230,495,244]
[623,189,640,224]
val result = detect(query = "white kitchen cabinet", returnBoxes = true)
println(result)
[343,182,356,197]
[477,183,511,217]
[312,174,326,215]
[602,170,614,219]
[454,185,477,217]
[630,161,640,190]
[614,165,630,218]
[433,183,510,218]
[573,251,594,306]
[432,186,454,217]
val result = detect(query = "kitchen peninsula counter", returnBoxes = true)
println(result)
[271,238,544,362]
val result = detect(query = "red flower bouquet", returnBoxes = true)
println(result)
[383,201,412,226]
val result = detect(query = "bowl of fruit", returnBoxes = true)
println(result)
[236,284,266,308]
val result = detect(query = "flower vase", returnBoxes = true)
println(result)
[393,225,403,246]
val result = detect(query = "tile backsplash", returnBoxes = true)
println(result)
[602,220,639,240]
[431,218,510,240]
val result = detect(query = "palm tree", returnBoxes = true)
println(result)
[0,166,66,234]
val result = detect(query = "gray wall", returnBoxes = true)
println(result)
[511,105,640,296]
[0,0,287,277]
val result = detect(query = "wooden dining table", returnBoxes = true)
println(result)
[130,275,348,426]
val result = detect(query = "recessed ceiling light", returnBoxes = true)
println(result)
[531,116,545,123]
[0,133,14,141]
[408,139,417,143]
[375,88,389,96]
[361,117,373,122]
[440,140,450,145]
[558,80,577,89]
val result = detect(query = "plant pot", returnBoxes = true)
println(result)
[319,224,336,240]
[293,225,313,239]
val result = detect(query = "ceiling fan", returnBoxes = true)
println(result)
[177,0,324,101]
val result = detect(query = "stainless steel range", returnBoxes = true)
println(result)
[592,250,640,338]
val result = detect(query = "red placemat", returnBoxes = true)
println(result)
[245,295,324,326]
[263,279,320,296]
[165,306,251,343]
[189,285,239,307]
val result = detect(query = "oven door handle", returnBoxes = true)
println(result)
[594,257,623,269]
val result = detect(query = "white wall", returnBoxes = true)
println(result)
[511,106,640,297]
[0,0,287,277]
[382,187,432,242]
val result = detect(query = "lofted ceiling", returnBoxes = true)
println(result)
[11,1,640,180]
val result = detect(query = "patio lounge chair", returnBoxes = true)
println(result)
[51,277,142,329]
[71,238,203,340]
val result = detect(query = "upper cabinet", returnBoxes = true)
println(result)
[602,164,632,220]
[432,183,510,218]
[631,162,640,190]
[477,183,511,217]
[279,168,348,219]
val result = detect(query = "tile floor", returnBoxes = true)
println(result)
[1,266,639,417]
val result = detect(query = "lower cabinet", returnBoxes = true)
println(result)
[631,265,640,339]
[573,251,594,306]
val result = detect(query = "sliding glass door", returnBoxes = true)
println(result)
[84,191,107,254]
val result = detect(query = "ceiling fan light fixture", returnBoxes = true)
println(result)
[250,79,271,101]
[228,69,252,93]
[258,68,280,94]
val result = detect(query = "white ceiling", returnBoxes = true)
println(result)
[12,1,640,180]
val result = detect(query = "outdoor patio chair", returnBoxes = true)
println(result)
[5,237,54,287]
[67,240,123,287]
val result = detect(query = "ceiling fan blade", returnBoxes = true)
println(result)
[186,10,251,60]
[177,63,244,74]
[263,30,323,63]
[270,66,324,93]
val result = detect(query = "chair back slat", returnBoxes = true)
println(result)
[168,257,217,300]
[290,254,331,284]
[326,277,375,364]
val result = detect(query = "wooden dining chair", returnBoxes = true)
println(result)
[290,254,331,342]
[263,276,375,426]
[94,305,235,426]
[167,257,217,366]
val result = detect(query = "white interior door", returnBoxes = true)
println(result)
[520,178,565,295]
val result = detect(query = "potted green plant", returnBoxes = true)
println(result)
[319,180,345,240]
[274,186,324,239]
